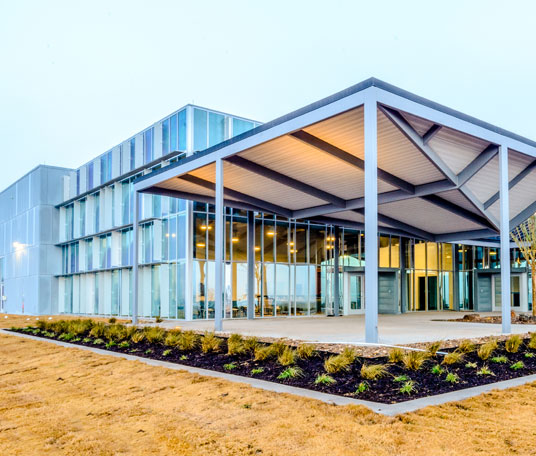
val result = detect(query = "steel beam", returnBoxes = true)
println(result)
[457,145,498,186]
[364,96,379,343]
[484,159,536,209]
[499,145,511,334]
[131,191,140,325]
[290,130,415,194]
[379,105,458,185]
[434,229,498,242]
[178,174,293,218]
[422,124,442,145]
[333,226,340,317]
[247,211,255,320]
[421,194,495,229]
[214,159,224,332]
[510,200,536,230]
[226,156,346,207]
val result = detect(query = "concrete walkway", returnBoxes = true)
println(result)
[160,312,536,345]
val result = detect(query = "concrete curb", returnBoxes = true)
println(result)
[3,329,536,416]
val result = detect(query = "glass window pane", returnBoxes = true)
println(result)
[162,118,170,155]
[391,237,400,268]
[170,114,178,151]
[178,110,187,151]
[232,216,247,261]
[208,112,225,147]
[233,118,254,136]
[379,236,390,268]
[194,108,207,151]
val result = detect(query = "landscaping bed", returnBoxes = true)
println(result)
[9,319,536,404]
[443,312,536,325]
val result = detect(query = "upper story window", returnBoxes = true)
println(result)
[100,151,112,184]
[169,109,187,152]
[162,118,170,155]
[144,128,154,163]
[129,138,136,170]
[232,118,254,136]
[209,112,225,147]
[87,162,94,190]
[76,169,80,195]
[194,108,208,151]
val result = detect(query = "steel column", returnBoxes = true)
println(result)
[364,96,379,343]
[333,226,340,317]
[499,145,511,334]
[132,191,140,324]
[247,211,255,319]
[214,158,224,331]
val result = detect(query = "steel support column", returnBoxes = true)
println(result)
[333,226,340,317]
[499,145,511,334]
[364,96,379,343]
[132,191,140,324]
[247,211,255,319]
[214,158,224,331]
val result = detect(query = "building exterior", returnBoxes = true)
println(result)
[0,80,534,328]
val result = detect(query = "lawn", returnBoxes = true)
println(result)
[1,315,536,455]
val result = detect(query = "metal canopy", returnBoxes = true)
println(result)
[135,80,536,243]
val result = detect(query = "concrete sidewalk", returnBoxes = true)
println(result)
[158,312,536,345]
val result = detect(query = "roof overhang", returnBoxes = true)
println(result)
[135,78,536,243]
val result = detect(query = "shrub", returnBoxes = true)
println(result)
[164,331,181,348]
[402,351,428,371]
[227,334,245,356]
[510,361,524,370]
[393,375,409,383]
[324,354,352,374]
[125,325,138,340]
[105,341,117,349]
[465,361,478,369]
[58,332,75,341]
[90,322,107,339]
[254,346,273,361]
[277,366,303,380]
[82,337,92,343]
[529,332,536,350]
[144,327,166,344]
[505,334,522,353]
[51,320,70,335]
[355,381,369,394]
[278,347,296,366]
[251,367,264,375]
[92,338,105,345]
[491,356,508,364]
[388,347,404,363]
[431,364,444,375]
[477,340,498,360]
[130,330,146,344]
[178,331,199,351]
[201,332,222,353]
[457,339,476,353]
[105,324,127,342]
[36,320,48,331]
[69,319,94,336]
[445,372,460,384]
[269,341,287,357]
[442,352,463,365]
[524,352,535,358]
[477,366,494,376]
[118,341,130,349]
[296,343,315,359]
[145,349,153,355]
[243,337,259,353]
[108,317,117,324]
[341,347,357,363]
[360,364,388,380]
[399,380,416,395]
[314,374,336,385]
[426,341,441,357]
[162,349,172,356]
[223,363,237,371]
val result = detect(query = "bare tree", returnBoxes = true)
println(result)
[511,215,536,317]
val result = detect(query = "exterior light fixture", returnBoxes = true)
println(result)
[171,233,176,238]
[266,231,275,236]
[196,243,205,248]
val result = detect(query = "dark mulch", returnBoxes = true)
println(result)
[442,313,536,325]
[9,328,536,404]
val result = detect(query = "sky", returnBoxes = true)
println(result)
[1,0,535,188]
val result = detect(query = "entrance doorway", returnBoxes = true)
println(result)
[492,274,526,311]
[344,272,364,315]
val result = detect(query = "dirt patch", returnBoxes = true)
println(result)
[441,312,536,325]
[1,315,536,455]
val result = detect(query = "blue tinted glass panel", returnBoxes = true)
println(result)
[87,163,94,189]
[178,110,187,151]
[144,128,154,163]
[208,112,225,147]
[170,114,178,151]
[232,118,253,137]
[129,139,136,170]
[193,108,207,151]
[162,119,169,155]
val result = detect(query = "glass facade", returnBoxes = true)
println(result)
[56,103,532,320]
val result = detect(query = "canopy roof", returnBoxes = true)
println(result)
[136,78,536,243]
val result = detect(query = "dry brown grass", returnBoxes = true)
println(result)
[1,314,536,455]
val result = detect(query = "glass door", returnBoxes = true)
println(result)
[493,274,522,310]
[346,273,364,315]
